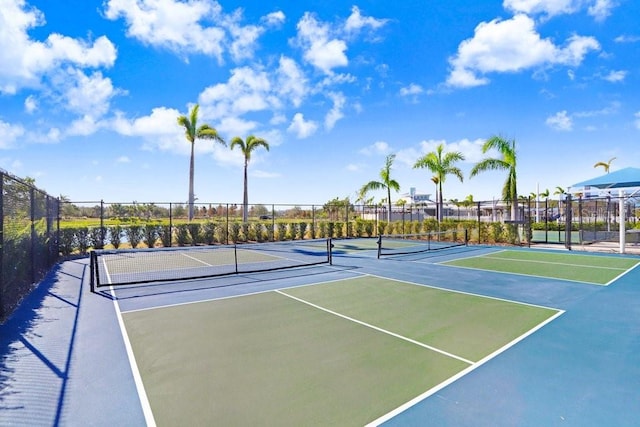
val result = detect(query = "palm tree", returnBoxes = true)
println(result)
[594,157,616,174]
[413,144,465,222]
[230,135,270,222]
[360,154,401,222]
[470,136,519,220]
[431,176,439,220]
[177,104,225,221]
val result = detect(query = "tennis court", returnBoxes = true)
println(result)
[440,249,639,285]
[3,239,640,426]
[121,275,560,426]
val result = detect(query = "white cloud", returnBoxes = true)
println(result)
[58,69,121,118]
[287,113,318,139]
[359,141,391,156]
[635,112,640,130]
[199,66,274,119]
[104,0,225,59]
[117,156,130,163]
[546,110,573,131]
[24,95,38,113]
[344,6,388,36]
[503,0,578,17]
[262,11,285,27]
[225,10,264,62]
[614,35,640,43]
[276,56,307,107]
[0,120,25,149]
[400,83,424,97]
[0,0,116,94]
[294,12,348,74]
[325,92,345,130]
[588,0,617,22]
[602,70,626,82]
[503,0,617,21]
[446,15,600,88]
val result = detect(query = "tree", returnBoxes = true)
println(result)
[594,157,616,174]
[414,143,465,222]
[470,136,519,220]
[177,104,225,221]
[230,135,269,222]
[360,154,401,222]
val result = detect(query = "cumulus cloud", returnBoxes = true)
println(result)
[262,11,285,27]
[287,113,318,139]
[199,66,274,119]
[294,12,348,74]
[503,0,617,21]
[325,92,345,130]
[446,14,600,88]
[276,56,308,107]
[344,6,388,36]
[0,0,116,94]
[546,110,573,131]
[0,120,25,149]
[602,70,626,82]
[359,141,391,156]
[104,0,225,59]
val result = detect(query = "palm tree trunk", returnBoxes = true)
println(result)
[243,159,249,223]
[188,142,195,221]
[387,187,392,223]
[439,182,444,223]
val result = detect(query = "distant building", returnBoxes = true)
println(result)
[398,187,433,205]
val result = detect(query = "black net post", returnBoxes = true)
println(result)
[565,194,573,250]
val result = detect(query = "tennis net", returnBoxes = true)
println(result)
[90,238,333,288]
[377,230,468,258]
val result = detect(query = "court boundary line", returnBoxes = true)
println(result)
[275,289,475,365]
[109,286,156,427]
[484,253,633,271]
[119,272,364,314]
[436,262,608,286]
[361,273,562,312]
[366,309,565,426]
[605,261,640,285]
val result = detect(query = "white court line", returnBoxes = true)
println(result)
[605,261,640,286]
[484,254,630,271]
[437,262,607,286]
[109,286,157,427]
[366,309,565,426]
[180,251,214,266]
[276,289,474,365]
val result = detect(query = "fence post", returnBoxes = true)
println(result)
[477,201,481,244]
[565,194,573,250]
[30,187,36,284]
[100,200,105,249]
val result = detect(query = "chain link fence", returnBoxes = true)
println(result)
[1,171,59,323]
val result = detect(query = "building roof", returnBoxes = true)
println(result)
[570,167,640,190]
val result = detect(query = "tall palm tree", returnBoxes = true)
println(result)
[431,176,439,220]
[360,154,400,222]
[594,157,616,174]
[414,143,465,222]
[177,104,225,221]
[230,135,270,222]
[470,136,519,220]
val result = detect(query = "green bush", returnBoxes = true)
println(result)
[202,222,216,245]
[230,222,241,243]
[109,225,122,249]
[188,223,201,245]
[160,225,172,247]
[125,225,143,249]
[277,222,287,241]
[143,224,159,248]
[299,222,308,240]
[176,224,190,246]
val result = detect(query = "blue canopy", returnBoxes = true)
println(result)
[571,167,640,190]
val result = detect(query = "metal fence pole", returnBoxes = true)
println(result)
[0,175,4,321]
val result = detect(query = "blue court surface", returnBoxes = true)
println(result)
[1,242,639,426]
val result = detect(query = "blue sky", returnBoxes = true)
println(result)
[1,0,639,205]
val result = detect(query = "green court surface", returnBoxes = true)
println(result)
[122,276,559,425]
[441,250,639,285]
